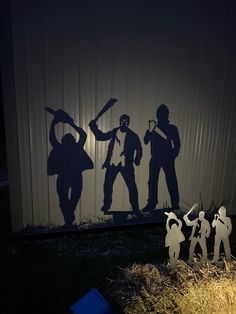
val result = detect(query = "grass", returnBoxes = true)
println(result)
[108,259,236,313]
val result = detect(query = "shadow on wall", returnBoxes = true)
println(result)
[46,108,94,226]
[44,99,182,230]
[143,104,180,212]
[89,99,142,216]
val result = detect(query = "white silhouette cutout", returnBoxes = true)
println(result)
[212,206,232,262]
[183,203,211,263]
[165,212,185,274]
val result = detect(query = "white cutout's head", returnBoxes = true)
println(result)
[171,223,178,230]
[198,211,205,220]
[218,206,226,218]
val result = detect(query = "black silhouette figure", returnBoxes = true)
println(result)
[46,108,94,226]
[143,104,180,211]
[89,99,142,214]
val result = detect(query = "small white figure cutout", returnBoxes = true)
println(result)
[212,206,232,263]
[165,212,185,274]
[183,203,211,264]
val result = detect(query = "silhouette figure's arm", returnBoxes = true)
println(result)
[89,120,114,141]
[176,218,182,229]
[134,136,143,166]
[212,216,219,228]
[183,215,195,226]
[69,121,87,147]
[49,120,59,147]
[205,220,211,238]
[166,217,171,232]
[144,120,156,144]
[172,126,181,158]
[144,130,152,144]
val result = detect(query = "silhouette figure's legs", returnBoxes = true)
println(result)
[120,165,139,210]
[56,174,82,225]
[102,165,119,211]
[68,174,83,224]
[189,238,198,262]
[213,236,221,261]
[223,237,231,260]
[146,158,161,208]
[163,159,179,210]
[57,175,71,224]
[199,238,208,261]
[169,244,180,271]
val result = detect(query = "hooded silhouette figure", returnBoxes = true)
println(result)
[143,104,180,211]
[212,206,232,262]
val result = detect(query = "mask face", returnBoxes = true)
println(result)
[199,211,205,220]
[120,118,129,131]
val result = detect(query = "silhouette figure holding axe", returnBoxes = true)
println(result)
[89,99,142,214]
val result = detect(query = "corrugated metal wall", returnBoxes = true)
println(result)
[3,0,236,231]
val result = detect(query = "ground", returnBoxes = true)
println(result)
[0,187,235,313]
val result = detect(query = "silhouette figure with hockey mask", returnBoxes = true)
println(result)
[89,99,142,214]
[183,204,211,263]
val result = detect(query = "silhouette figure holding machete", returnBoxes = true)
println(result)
[89,99,142,214]
[183,203,211,263]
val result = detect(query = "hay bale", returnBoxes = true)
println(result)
[108,259,236,313]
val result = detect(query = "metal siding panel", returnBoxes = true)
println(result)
[23,0,49,226]
[78,4,97,224]
[1,0,24,231]
[43,0,64,226]
[5,0,236,232]
[10,0,34,229]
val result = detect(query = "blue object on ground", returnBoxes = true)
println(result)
[70,288,112,314]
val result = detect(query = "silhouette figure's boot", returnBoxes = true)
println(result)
[101,204,110,213]
[132,204,143,217]
[142,202,157,212]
